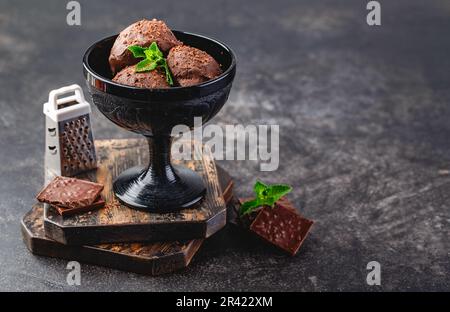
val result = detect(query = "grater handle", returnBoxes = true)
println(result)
[48,84,86,111]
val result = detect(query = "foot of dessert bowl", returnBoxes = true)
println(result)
[82,19,236,212]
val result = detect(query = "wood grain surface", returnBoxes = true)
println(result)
[21,155,234,276]
[43,139,227,245]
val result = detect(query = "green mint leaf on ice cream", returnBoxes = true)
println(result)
[135,59,158,72]
[127,42,173,85]
[128,45,146,58]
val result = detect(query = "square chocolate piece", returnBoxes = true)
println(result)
[250,203,314,256]
[36,176,103,209]
[54,196,105,217]
[236,197,298,228]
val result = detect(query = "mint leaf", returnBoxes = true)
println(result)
[161,61,174,85]
[149,42,163,57]
[135,59,157,72]
[127,45,146,58]
[254,180,268,197]
[239,181,293,216]
[128,42,173,85]
[239,198,261,216]
[261,196,277,206]
[144,49,159,61]
[266,184,292,202]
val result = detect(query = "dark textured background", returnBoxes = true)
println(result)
[0,0,449,291]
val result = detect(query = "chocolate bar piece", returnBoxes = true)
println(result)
[236,196,297,228]
[36,176,103,209]
[250,202,314,256]
[54,196,105,217]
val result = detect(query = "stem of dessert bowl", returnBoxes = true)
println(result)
[112,133,206,212]
[144,135,175,182]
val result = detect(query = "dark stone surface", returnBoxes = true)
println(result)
[0,0,449,291]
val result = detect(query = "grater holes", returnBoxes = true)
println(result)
[59,116,95,175]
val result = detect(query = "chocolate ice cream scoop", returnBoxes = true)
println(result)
[112,65,169,89]
[167,45,222,87]
[109,19,182,74]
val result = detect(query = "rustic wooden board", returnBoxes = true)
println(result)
[21,163,233,276]
[44,139,227,245]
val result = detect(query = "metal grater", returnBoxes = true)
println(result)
[43,84,97,182]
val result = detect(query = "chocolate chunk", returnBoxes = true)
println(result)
[249,203,314,256]
[54,196,105,217]
[36,176,103,209]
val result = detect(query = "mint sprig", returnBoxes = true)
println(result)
[127,42,173,86]
[239,181,292,216]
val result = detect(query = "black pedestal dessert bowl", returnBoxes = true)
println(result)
[83,31,236,212]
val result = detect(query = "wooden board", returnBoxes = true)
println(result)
[21,163,234,276]
[44,139,227,245]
